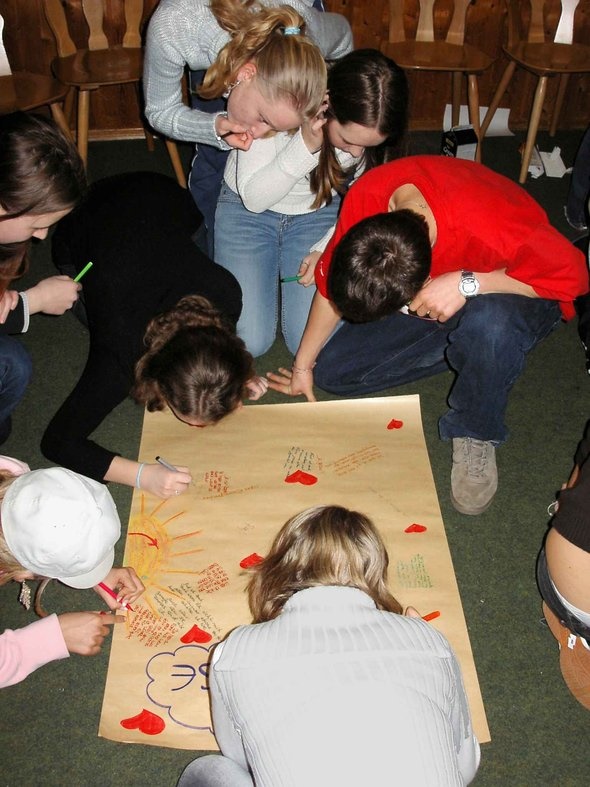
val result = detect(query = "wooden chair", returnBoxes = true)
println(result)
[42,0,186,186]
[381,0,496,162]
[480,0,590,183]
[0,12,72,138]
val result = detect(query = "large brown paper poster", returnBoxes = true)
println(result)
[99,395,490,748]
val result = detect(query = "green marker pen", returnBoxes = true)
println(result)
[74,261,93,282]
[280,274,302,283]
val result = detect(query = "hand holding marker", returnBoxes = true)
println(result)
[98,581,133,611]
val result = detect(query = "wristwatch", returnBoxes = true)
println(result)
[458,270,480,299]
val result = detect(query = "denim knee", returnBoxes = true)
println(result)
[0,338,33,415]
[449,295,561,360]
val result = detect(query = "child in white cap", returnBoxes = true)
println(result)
[0,461,143,688]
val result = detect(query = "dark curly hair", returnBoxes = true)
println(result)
[132,295,255,424]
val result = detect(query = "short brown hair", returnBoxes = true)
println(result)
[328,210,432,322]
[248,505,403,622]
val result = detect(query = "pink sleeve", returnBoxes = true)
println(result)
[0,614,69,688]
[0,456,30,475]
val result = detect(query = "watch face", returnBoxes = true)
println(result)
[460,273,479,297]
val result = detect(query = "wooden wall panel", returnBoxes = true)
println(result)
[0,0,588,137]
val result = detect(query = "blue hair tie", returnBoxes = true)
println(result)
[283,26,300,35]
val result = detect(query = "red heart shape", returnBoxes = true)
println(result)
[180,624,212,644]
[404,523,427,533]
[387,419,404,430]
[285,469,318,485]
[240,552,264,569]
[120,708,165,735]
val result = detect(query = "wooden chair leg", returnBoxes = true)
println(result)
[480,60,516,138]
[49,102,73,141]
[550,73,569,137]
[165,139,186,188]
[467,74,482,163]
[64,86,75,124]
[76,89,90,166]
[133,81,155,151]
[144,129,156,152]
[451,71,462,128]
[519,75,548,184]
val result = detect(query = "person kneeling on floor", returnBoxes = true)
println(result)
[268,156,589,515]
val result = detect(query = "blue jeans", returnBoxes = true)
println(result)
[178,755,253,787]
[215,183,341,357]
[188,70,230,258]
[315,294,562,444]
[0,335,33,441]
[566,125,590,228]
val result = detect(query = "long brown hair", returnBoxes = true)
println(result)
[309,50,409,208]
[133,295,255,423]
[200,2,326,123]
[0,112,86,290]
[248,505,403,622]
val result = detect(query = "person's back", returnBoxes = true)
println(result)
[212,586,478,786]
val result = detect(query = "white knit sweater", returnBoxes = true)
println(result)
[210,586,481,786]
[143,0,353,145]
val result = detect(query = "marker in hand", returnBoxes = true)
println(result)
[155,455,177,472]
[98,581,133,611]
[280,274,302,283]
[156,455,194,489]
[74,261,93,282]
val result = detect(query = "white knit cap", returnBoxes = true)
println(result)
[2,467,120,589]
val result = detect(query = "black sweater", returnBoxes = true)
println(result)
[552,423,590,553]
[41,172,242,481]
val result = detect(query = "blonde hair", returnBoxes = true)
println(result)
[0,473,65,616]
[200,2,326,122]
[248,505,403,622]
[0,471,22,584]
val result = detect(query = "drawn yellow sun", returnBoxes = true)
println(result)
[125,495,204,617]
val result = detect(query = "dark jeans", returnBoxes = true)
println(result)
[0,334,33,442]
[537,547,590,641]
[315,294,561,444]
[566,125,590,228]
[188,70,229,258]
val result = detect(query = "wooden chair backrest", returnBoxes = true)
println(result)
[507,0,582,48]
[387,0,474,45]
[0,13,13,76]
[43,0,144,56]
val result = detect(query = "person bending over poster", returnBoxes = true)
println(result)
[42,172,267,499]
[268,156,588,516]
[178,505,480,786]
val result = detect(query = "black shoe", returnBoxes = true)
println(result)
[0,416,12,446]
[565,205,588,233]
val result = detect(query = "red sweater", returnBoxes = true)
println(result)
[316,156,588,320]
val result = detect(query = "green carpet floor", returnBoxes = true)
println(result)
[0,129,589,785]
